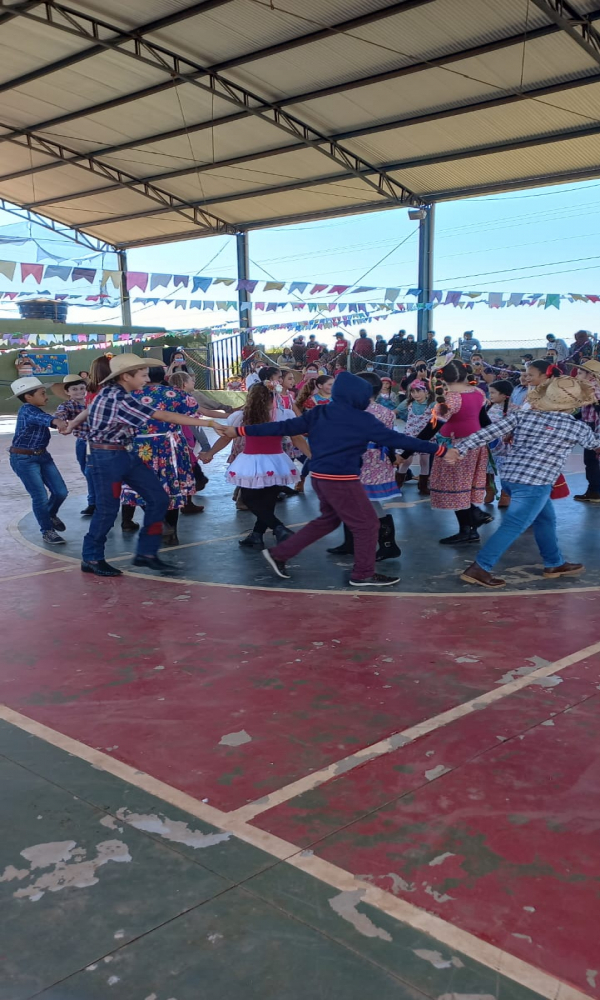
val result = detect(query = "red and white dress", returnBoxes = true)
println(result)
[225,410,299,489]
[430,389,487,510]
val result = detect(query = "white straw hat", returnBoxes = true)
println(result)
[99,353,149,384]
[529,376,595,413]
[9,376,44,399]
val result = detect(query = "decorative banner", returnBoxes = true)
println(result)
[21,352,69,375]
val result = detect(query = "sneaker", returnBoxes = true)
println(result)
[349,573,400,587]
[42,529,65,545]
[80,504,95,517]
[262,549,291,579]
[574,491,600,503]
[81,559,122,577]
[543,562,585,579]
[460,561,506,589]
[51,516,66,531]
[239,531,264,549]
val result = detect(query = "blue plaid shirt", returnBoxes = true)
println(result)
[87,384,157,445]
[12,404,55,450]
[55,398,88,439]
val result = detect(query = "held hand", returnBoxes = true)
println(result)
[198,451,213,464]
[214,424,238,439]
[443,447,461,465]
[55,419,70,435]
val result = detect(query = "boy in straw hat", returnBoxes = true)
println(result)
[443,376,600,588]
[64,354,218,578]
[52,374,96,517]
[8,376,69,545]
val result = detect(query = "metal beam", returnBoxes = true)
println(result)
[0,0,235,95]
[21,69,600,222]
[117,249,131,327]
[425,162,600,201]
[416,206,434,341]
[0,197,113,252]
[530,0,600,66]
[236,232,251,333]
[2,8,598,192]
[2,131,238,236]
[4,1,423,211]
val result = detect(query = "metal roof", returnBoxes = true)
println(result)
[1,0,600,248]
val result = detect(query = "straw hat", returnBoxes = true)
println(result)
[529,376,595,413]
[50,373,86,399]
[576,358,600,378]
[99,353,149,384]
[8,376,44,399]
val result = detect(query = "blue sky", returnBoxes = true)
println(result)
[2,176,600,352]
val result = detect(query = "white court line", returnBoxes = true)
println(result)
[0,701,592,1000]
[229,639,600,822]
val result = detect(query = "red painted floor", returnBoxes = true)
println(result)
[2,429,600,998]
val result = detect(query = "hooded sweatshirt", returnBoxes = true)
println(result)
[237,370,446,479]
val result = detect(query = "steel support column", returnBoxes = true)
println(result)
[416,204,434,341]
[117,249,132,330]
[236,232,251,338]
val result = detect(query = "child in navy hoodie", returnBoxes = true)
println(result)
[218,370,454,587]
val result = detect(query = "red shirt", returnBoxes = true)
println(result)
[306,346,321,364]
[334,337,348,353]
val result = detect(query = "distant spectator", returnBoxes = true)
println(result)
[570,329,594,365]
[305,335,323,365]
[546,333,568,362]
[291,336,307,365]
[417,330,438,361]
[276,347,294,368]
[334,333,349,356]
[351,329,374,371]
[458,331,481,361]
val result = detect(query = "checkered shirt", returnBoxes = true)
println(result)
[54,398,88,439]
[456,408,600,485]
[12,404,55,450]
[87,384,157,445]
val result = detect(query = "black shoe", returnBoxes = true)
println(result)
[162,532,180,547]
[471,506,493,526]
[51,515,66,532]
[274,524,294,544]
[439,529,480,544]
[80,505,95,517]
[81,559,122,577]
[262,549,291,579]
[349,573,400,587]
[239,531,264,549]
[121,520,140,532]
[121,504,139,532]
[574,490,600,503]
[132,554,179,575]
[277,487,297,500]
[375,514,401,561]
[327,524,354,555]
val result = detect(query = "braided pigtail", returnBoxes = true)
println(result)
[433,371,449,416]
[295,378,317,412]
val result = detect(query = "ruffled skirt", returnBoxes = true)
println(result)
[226,452,298,489]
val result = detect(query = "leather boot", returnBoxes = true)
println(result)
[162,523,179,547]
[274,524,294,543]
[327,524,354,555]
[181,496,204,514]
[239,531,264,549]
[395,471,407,490]
[418,475,430,495]
[498,490,511,508]
[376,514,401,560]
[484,473,497,504]
[121,504,139,532]
[294,478,305,494]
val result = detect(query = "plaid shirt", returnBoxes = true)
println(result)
[54,398,88,439]
[12,404,55,450]
[456,408,600,485]
[87,384,157,445]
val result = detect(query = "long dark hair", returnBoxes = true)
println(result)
[488,379,514,415]
[243,383,272,425]
[528,360,561,378]
[87,355,112,393]
[356,371,383,396]
[433,359,469,416]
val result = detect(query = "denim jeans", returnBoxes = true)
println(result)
[82,448,169,562]
[476,481,564,572]
[75,437,95,506]
[10,451,68,533]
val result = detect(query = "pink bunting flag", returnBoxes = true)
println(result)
[21,263,43,283]
[310,284,328,295]
[126,272,148,292]
[329,285,350,296]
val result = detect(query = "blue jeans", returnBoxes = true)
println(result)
[476,481,564,572]
[82,448,169,562]
[75,437,95,507]
[10,451,68,533]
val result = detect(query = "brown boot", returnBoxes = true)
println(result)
[295,478,305,494]
[460,562,506,588]
[484,474,497,504]
[498,490,511,508]
[395,471,407,490]
[418,475,430,495]
[543,562,584,579]
[180,496,204,515]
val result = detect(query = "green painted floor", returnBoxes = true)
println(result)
[0,721,548,1000]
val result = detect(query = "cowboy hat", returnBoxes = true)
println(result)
[529,376,595,413]
[8,376,44,399]
[99,353,149,384]
[576,358,600,378]
[50,373,86,399]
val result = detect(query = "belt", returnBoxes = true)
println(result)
[10,446,46,455]
[89,442,129,451]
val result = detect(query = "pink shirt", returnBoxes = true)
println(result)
[440,389,485,439]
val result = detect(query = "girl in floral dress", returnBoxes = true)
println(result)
[395,379,434,494]
[327,372,401,561]
[120,365,202,546]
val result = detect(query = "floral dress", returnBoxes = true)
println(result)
[121,383,197,510]
[429,389,487,510]
[360,402,402,501]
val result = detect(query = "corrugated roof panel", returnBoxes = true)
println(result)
[0,20,91,86]
[66,0,206,29]
[195,177,386,225]
[147,0,407,65]
[85,213,224,244]
[389,132,600,196]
